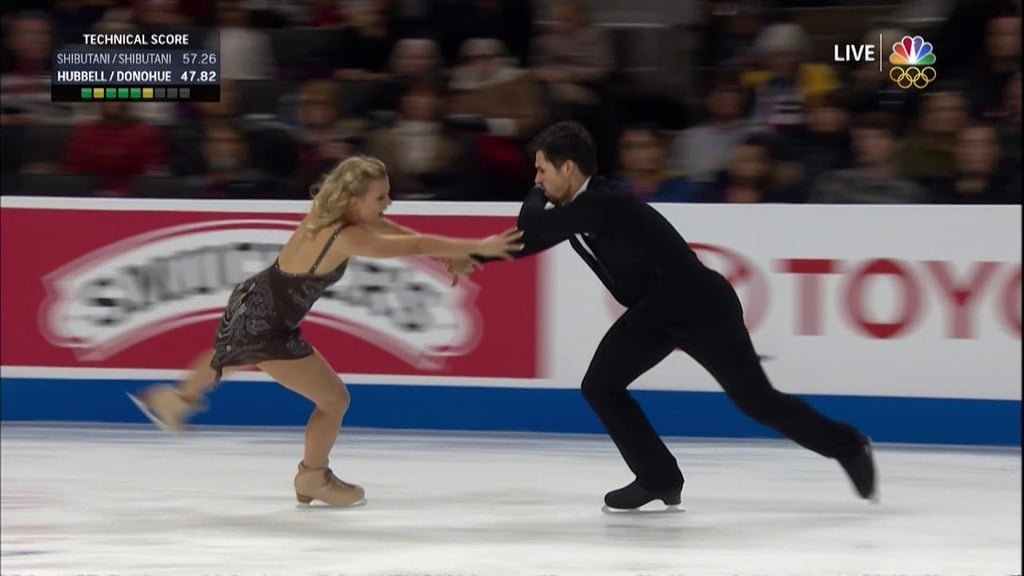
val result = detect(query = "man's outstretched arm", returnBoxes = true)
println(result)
[472,187,605,263]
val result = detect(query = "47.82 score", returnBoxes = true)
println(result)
[180,70,217,82]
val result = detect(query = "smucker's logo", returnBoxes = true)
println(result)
[39,219,483,369]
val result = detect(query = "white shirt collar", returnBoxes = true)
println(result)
[571,176,592,201]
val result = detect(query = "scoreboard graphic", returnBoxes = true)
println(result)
[50,32,221,102]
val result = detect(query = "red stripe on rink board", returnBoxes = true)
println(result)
[0,207,540,378]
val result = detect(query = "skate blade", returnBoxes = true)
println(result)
[601,503,685,515]
[126,393,179,434]
[295,497,368,510]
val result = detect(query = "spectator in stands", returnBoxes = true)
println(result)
[11,1,1021,206]
[292,79,362,173]
[177,0,218,27]
[897,88,969,185]
[667,75,749,185]
[997,72,1021,178]
[432,0,535,67]
[615,125,697,203]
[810,112,927,204]
[209,0,276,79]
[930,0,1018,75]
[366,80,462,199]
[50,0,112,45]
[194,120,271,198]
[1,118,23,174]
[310,0,347,28]
[86,2,133,28]
[171,79,243,176]
[242,0,309,27]
[244,121,303,192]
[704,132,804,204]
[293,127,357,199]
[1,10,53,78]
[702,133,775,204]
[186,77,303,188]
[932,123,1020,204]
[63,101,168,196]
[332,0,403,82]
[968,9,1021,120]
[698,0,767,68]
[742,22,839,135]
[447,38,545,140]
[193,78,242,123]
[355,37,446,115]
[389,37,445,86]
[445,37,545,195]
[1000,71,1021,126]
[133,0,193,29]
[529,0,613,108]
[336,37,444,117]
[790,89,854,189]
[1,11,68,125]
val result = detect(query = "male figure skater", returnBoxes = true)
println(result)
[475,121,877,511]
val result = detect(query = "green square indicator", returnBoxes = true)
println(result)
[80,87,92,99]
[118,88,129,99]
[130,88,142,99]
[105,88,116,98]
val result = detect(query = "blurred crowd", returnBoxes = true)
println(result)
[1,0,1020,205]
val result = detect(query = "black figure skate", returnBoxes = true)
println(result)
[839,435,879,502]
[601,479,684,514]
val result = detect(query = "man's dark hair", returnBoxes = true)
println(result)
[528,121,598,175]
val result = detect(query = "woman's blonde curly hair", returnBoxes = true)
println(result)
[304,155,388,236]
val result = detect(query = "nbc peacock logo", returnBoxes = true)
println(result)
[888,35,937,90]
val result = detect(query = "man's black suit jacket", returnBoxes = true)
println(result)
[478,176,712,309]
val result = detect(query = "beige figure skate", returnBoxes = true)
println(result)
[294,462,366,507]
[127,384,207,434]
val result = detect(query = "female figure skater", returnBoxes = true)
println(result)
[129,155,523,507]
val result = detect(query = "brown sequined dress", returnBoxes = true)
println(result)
[210,224,348,381]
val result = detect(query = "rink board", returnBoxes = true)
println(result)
[1,376,1019,446]
[1,198,1020,446]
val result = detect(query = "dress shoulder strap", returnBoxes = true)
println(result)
[308,223,346,275]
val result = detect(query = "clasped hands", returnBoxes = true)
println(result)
[437,257,482,286]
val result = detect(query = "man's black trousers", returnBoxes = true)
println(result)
[581,270,864,489]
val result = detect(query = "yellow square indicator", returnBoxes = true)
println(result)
[142,88,154,99]
[93,88,104,98]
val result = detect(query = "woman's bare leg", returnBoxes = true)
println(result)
[258,350,362,506]
[177,349,248,403]
[257,350,350,469]
[129,350,250,432]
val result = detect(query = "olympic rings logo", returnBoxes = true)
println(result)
[889,66,937,90]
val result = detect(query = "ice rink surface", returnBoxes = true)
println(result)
[1,423,1020,576]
